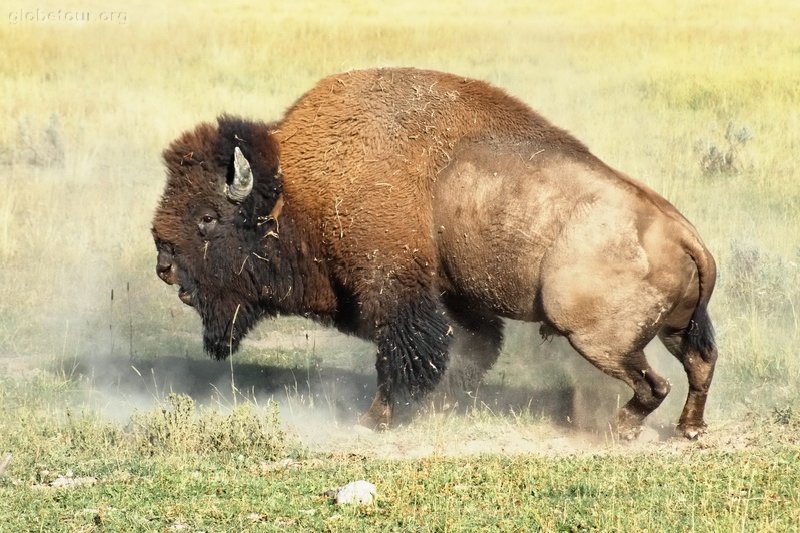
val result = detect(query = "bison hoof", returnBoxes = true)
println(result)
[614,409,644,441]
[617,424,643,441]
[358,410,391,431]
[361,392,393,430]
[677,423,706,440]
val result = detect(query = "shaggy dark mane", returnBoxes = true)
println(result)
[160,116,283,207]
[161,122,217,177]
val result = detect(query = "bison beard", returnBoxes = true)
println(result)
[199,294,262,360]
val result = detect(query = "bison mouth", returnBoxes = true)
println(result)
[178,286,195,307]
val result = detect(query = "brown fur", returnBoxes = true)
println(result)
[152,68,717,438]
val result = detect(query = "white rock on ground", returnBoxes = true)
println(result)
[335,480,377,505]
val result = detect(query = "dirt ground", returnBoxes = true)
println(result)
[1,327,762,461]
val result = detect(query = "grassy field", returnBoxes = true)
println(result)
[1,0,800,530]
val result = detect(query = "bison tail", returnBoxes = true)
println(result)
[681,232,717,362]
[682,302,716,362]
[683,234,717,309]
[375,294,451,403]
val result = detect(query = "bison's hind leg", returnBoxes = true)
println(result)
[434,298,504,406]
[565,332,671,440]
[658,305,718,439]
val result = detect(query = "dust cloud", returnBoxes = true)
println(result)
[55,315,703,459]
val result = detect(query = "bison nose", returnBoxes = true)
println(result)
[156,260,176,284]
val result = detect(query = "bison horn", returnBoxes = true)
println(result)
[226,146,253,202]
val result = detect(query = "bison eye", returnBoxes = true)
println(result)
[197,211,219,237]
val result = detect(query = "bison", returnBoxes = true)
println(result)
[151,68,717,439]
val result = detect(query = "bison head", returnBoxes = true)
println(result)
[151,116,283,359]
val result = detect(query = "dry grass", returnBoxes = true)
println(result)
[4,1,800,523]
[0,0,799,435]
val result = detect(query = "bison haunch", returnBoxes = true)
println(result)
[151,68,718,439]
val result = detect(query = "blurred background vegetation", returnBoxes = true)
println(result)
[1,0,799,432]
[2,2,800,529]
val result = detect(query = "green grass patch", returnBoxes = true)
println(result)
[2,374,800,531]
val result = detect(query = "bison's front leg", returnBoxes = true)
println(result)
[360,293,452,429]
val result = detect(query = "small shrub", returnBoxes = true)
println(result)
[724,239,797,316]
[695,121,752,176]
[65,408,123,452]
[3,113,65,167]
[772,406,795,426]
[130,393,197,452]
[129,393,289,459]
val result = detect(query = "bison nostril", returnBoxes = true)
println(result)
[156,262,175,283]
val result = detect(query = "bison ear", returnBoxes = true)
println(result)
[226,147,253,203]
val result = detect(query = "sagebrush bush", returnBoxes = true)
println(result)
[65,408,123,452]
[695,121,753,176]
[724,239,799,318]
[129,393,290,459]
[4,114,66,167]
